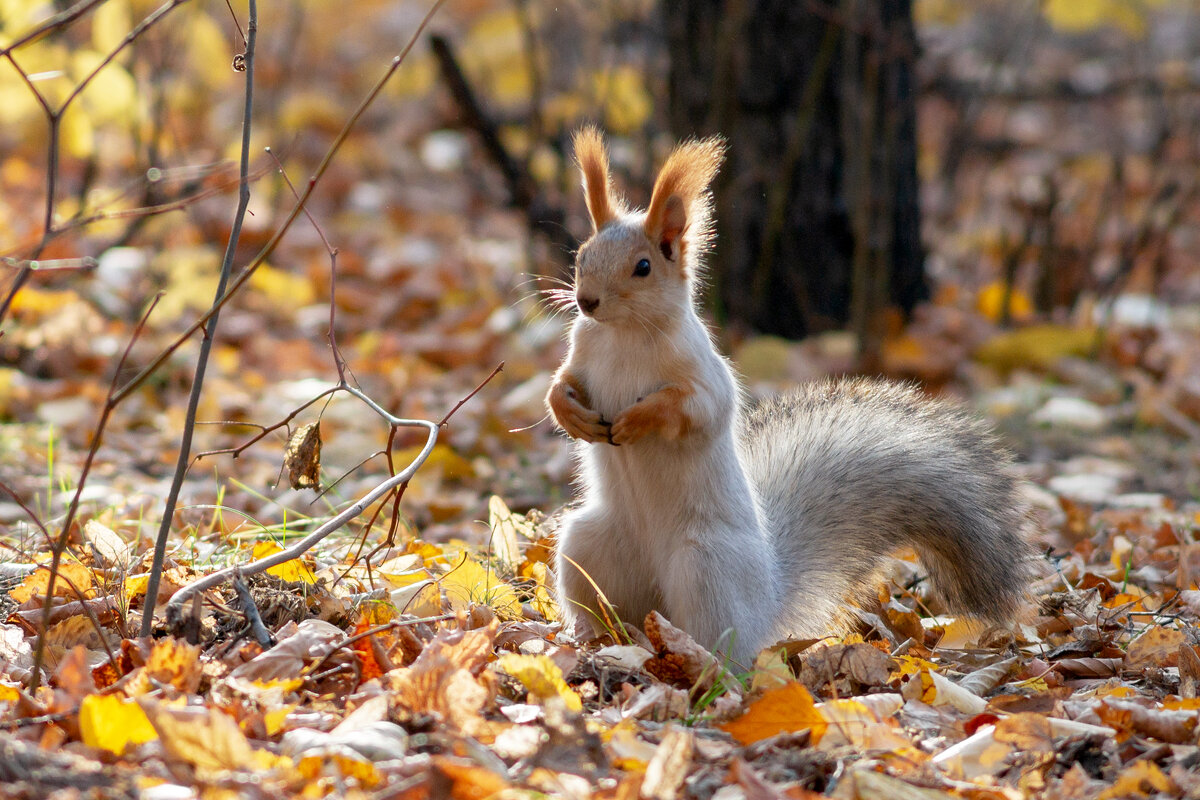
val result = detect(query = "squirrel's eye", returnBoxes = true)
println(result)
[633,258,651,278]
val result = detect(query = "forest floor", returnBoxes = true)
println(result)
[3,1,1200,798]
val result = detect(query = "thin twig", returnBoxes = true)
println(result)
[164,419,440,618]
[27,296,161,691]
[139,0,259,637]
[231,569,273,648]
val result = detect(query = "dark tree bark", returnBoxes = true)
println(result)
[666,0,926,354]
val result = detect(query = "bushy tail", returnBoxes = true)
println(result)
[740,378,1037,637]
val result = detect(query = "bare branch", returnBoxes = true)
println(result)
[139,0,260,635]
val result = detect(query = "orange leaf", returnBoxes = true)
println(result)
[9,563,94,603]
[720,682,826,745]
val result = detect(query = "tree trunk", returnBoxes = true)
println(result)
[666,0,925,353]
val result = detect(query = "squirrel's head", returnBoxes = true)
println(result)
[570,127,725,327]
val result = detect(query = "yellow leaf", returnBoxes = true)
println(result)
[440,553,521,618]
[522,561,559,622]
[595,66,652,134]
[298,753,381,786]
[487,494,532,573]
[1043,0,1155,37]
[0,683,19,703]
[976,281,1033,323]
[973,324,1096,371]
[91,0,132,53]
[496,654,581,712]
[393,443,475,480]
[720,682,826,745]
[749,647,793,693]
[251,542,317,584]
[124,573,150,599]
[9,562,94,603]
[890,655,938,681]
[80,694,159,755]
[71,50,137,125]
[1098,760,1175,799]
[60,102,95,158]
[249,263,316,306]
[183,8,234,90]
[8,287,79,315]
[263,705,294,736]
[156,245,220,319]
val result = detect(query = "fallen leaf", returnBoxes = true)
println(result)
[495,653,581,711]
[720,682,826,745]
[79,693,159,755]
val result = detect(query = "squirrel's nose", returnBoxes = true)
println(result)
[577,295,600,315]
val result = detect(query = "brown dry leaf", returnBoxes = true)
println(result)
[388,621,500,739]
[53,645,97,703]
[1053,657,1123,678]
[43,614,108,652]
[1179,643,1200,698]
[1098,698,1198,744]
[140,700,268,772]
[641,726,693,800]
[643,611,735,695]
[730,758,796,800]
[1125,625,1186,669]
[720,682,826,746]
[138,637,202,694]
[991,712,1056,753]
[284,421,321,489]
[798,640,890,694]
[229,619,344,682]
[850,768,958,799]
[82,519,134,570]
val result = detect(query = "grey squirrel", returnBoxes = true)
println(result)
[547,128,1036,665]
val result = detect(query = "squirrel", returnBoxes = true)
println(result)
[546,128,1036,666]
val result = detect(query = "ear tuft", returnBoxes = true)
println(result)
[573,126,619,232]
[644,136,726,267]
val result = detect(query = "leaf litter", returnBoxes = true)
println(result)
[3,2,1200,799]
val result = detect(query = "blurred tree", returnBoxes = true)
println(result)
[666,0,925,359]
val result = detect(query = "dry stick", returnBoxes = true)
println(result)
[0,0,108,57]
[27,296,161,691]
[143,0,448,628]
[345,361,506,578]
[138,0,258,638]
[231,569,273,649]
[172,362,504,616]
[263,147,348,379]
[165,419,439,618]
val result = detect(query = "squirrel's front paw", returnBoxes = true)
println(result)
[611,392,687,445]
[547,381,612,444]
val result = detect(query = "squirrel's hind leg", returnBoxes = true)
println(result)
[658,532,782,669]
[555,508,659,641]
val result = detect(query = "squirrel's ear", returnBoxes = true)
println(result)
[573,126,617,232]
[645,136,726,264]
